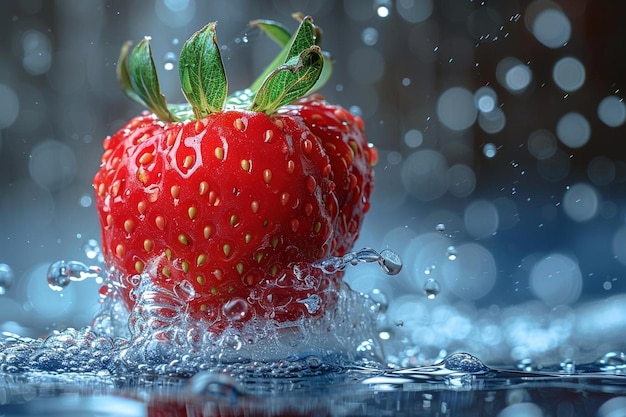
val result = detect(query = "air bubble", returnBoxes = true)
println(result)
[222,298,249,321]
[423,278,441,299]
[446,246,458,261]
[436,223,446,233]
[46,260,102,291]
[0,263,14,295]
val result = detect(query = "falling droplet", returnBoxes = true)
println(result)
[378,249,402,275]
[423,278,441,299]
[0,263,14,295]
[222,298,248,321]
[446,246,458,261]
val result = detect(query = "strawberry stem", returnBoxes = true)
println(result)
[115,15,333,121]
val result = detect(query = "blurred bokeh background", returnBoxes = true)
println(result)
[1,0,625,365]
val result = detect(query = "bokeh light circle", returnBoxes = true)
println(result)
[28,140,78,191]
[556,112,590,148]
[553,56,585,92]
[531,7,571,48]
[597,96,626,127]
[562,183,599,222]
[401,149,449,201]
[447,164,476,198]
[441,243,497,300]
[0,84,19,129]
[529,253,582,306]
[613,226,626,267]
[528,129,557,160]
[464,199,499,239]
[437,87,477,131]
[404,129,424,148]
[396,0,433,23]
[587,156,616,186]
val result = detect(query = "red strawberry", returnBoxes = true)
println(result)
[93,16,376,332]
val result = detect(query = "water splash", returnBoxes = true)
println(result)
[316,247,402,276]
[46,260,103,291]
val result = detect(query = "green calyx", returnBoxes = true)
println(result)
[116,15,331,121]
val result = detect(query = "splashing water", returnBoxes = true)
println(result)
[46,260,103,291]
[4,247,626,415]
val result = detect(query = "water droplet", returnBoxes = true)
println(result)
[423,278,441,299]
[369,288,388,313]
[378,249,402,275]
[222,298,248,321]
[221,334,243,351]
[0,263,14,295]
[560,358,576,373]
[436,223,446,233]
[440,352,489,374]
[355,248,382,263]
[297,294,322,314]
[173,280,196,302]
[395,320,404,327]
[446,246,458,261]
[378,330,392,340]
[163,51,176,71]
[594,352,626,370]
[46,260,102,291]
[306,356,322,369]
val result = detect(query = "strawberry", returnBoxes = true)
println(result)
[93,16,376,332]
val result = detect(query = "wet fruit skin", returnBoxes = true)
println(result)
[94,97,375,330]
[92,16,377,332]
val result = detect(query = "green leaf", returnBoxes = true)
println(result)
[250,46,323,115]
[117,41,146,107]
[249,16,316,92]
[179,22,227,118]
[127,37,176,122]
[249,19,291,47]
[308,51,333,95]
